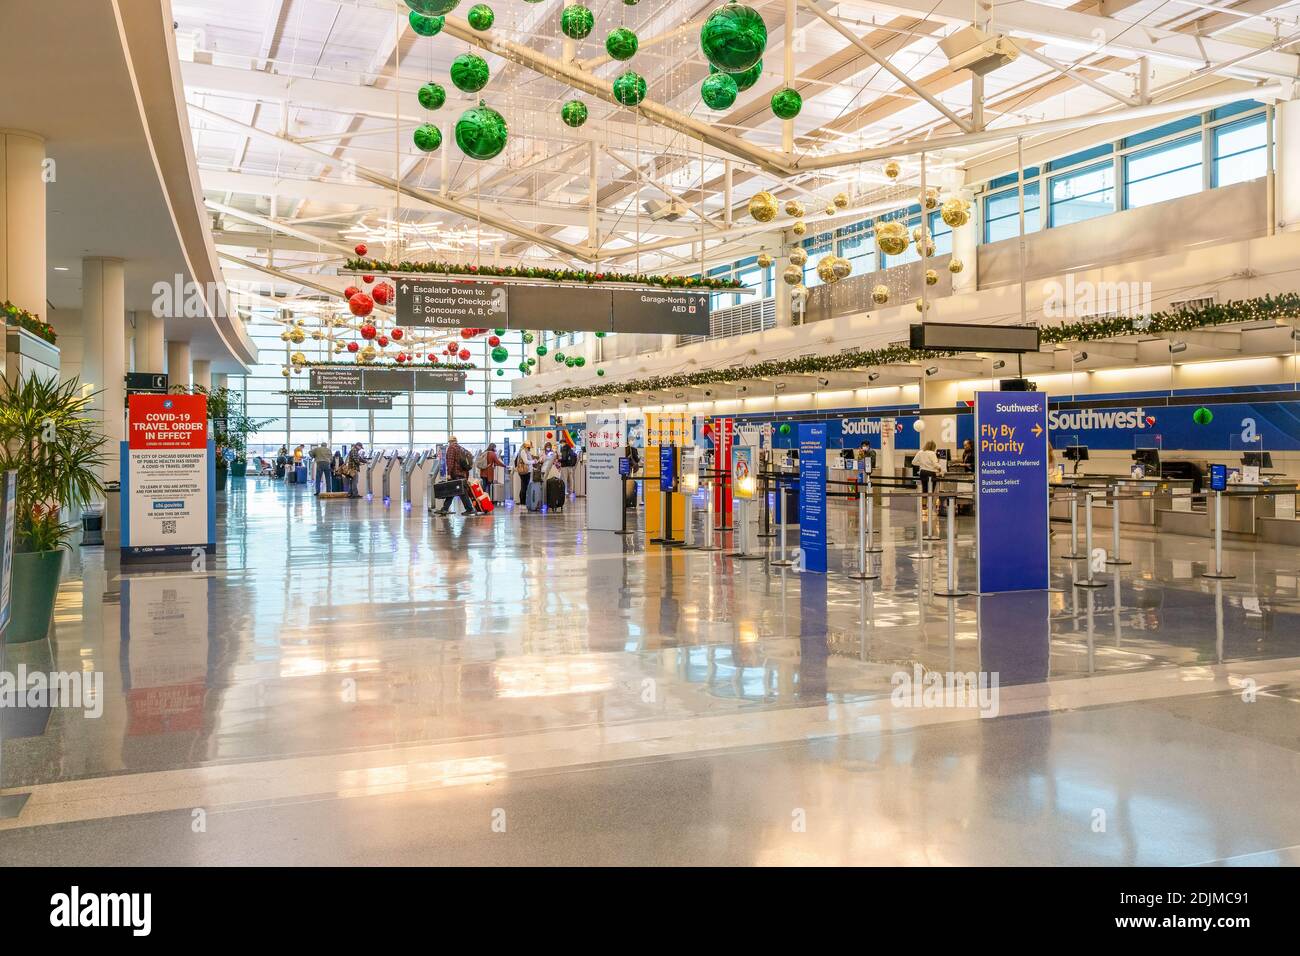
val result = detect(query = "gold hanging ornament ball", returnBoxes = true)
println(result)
[915,298,931,312]
[948,258,964,274]
[757,252,773,268]
[789,247,807,266]
[940,196,971,228]
[875,219,910,256]
[781,264,802,286]
[290,351,307,365]
[280,368,290,377]
[833,192,849,209]
[925,269,939,286]
[784,199,805,218]
[919,186,939,210]
[884,160,901,180]
[290,328,306,344]
[917,237,936,258]
[792,221,807,236]
[279,330,291,342]
[832,256,852,281]
[816,255,838,284]
[749,190,778,222]
[871,284,890,305]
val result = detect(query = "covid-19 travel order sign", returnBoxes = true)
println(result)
[974,391,1050,593]
[123,394,214,557]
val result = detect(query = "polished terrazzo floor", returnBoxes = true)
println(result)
[1,478,1298,865]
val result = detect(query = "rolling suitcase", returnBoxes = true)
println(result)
[526,479,544,512]
[546,476,566,511]
[468,481,494,513]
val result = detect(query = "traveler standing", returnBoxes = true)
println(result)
[344,442,365,497]
[912,440,943,514]
[434,435,477,515]
[476,442,506,500]
[559,437,578,499]
[311,441,334,496]
[275,445,289,479]
[514,441,536,504]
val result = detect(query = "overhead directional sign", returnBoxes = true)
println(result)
[288,393,394,411]
[396,278,507,329]
[391,275,711,335]
[309,367,466,393]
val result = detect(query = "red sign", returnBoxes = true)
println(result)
[713,417,735,526]
[128,394,209,450]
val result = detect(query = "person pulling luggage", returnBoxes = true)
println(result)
[434,435,477,516]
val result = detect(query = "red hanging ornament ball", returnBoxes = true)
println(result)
[460,328,474,339]
[344,285,361,300]
[487,335,500,347]
[359,323,377,340]
[349,293,374,317]
[377,335,389,348]
[372,282,394,306]
[362,275,375,284]
[427,353,437,362]
[390,327,403,341]
[395,352,407,363]
[467,389,474,396]
[458,348,471,361]
[354,243,368,256]
[347,341,360,353]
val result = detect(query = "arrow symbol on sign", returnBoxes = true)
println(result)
[400,284,409,293]
[1032,423,1043,437]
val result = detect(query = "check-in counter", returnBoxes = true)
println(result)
[1112,477,1194,525]
[1049,476,1111,520]
[1159,482,1298,538]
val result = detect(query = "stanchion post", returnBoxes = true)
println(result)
[1075,491,1107,588]
[1064,489,1085,560]
[700,477,719,551]
[757,471,775,538]
[865,477,882,554]
[934,494,969,597]
[1105,488,1131,566]
[770,475,794,568]
[909,492,934,560]
[1202,489,1237,579]
[847,484,879,581]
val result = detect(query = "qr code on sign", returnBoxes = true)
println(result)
[161,519,177,535]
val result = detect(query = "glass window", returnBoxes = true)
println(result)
[1049,161,1115,226]
[707,264,738,309]
[983,182,1041,243]
[837,232,875,277]
[1213,113,1267,187]
[927,209,953,257]
[1123,114,1201,150]
[1125,134,1202,208]
[1211,99,1263,122]
[1047,143,1113,172]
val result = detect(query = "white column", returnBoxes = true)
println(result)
[0,130,47,316]
[774,231,795,328]
[192,359,212,391]
[82,258,127,485]
[213,372,228,392]
[950,189,979,294]
[138,313,166,374]
[1277,100,1300,233]
[167,340,192,390]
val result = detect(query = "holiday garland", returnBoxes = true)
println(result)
[2,300,57,345]
[344,258,743,290]
[495,293,1300,409]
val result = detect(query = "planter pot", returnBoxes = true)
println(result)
[7,549,65,644]
[215,468,230,491]
[231,460,247,478]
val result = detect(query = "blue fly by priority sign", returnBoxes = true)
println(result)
[975,391,1050,593]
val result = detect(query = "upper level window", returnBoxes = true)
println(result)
[837,232,875,277]
[1212,113,1267,187]
[1124,134,1203,208]
[983,182,1041,243]
[1049,161,1115,226]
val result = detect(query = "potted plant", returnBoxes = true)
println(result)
[0,374,107,644]
[176,385,271,486]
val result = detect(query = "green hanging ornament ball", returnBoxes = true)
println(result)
[778,423,791,436]
[597,368,605,376]
[554,352,566,363]
[450,53,490,93]
[455,103,508,160]
[491,345,509,363]
[594,331,606,338]
[467,3,494,30]
[701,72,738,110]
[700,4,767,74]
[561,100,588,128]
[560,5,595,40]
[404,0,459,16]
[566,357,577,368]
[523,332,535,344]
[612,70,647,107]
[605,28,638,61]
[494,328,506,336]
[1193,407,1214,425]
[536,344,547,356]
[418,82,446,110]
[409,12,445,36]
[574,356,586,367]
[413,123,443,152]
[496,368,505,377]
[527,357,536,366]
[711,60,762,91]
[770,86,802,119]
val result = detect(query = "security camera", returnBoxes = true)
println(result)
[868,372,880,382]
[925,366,939,376]
[704,389,713,397]
[817,377,829,387]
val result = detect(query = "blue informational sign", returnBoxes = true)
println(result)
[798,422,828,573]
[975,391,1050,593]
[659,445,677,492]
[1210,463,1227,492]
[1048,399,1300,450]
[618,456,632,478]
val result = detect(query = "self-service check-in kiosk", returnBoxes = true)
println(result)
[381,451,403,503]
[363,449,388,499]
[405,450,433,511]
